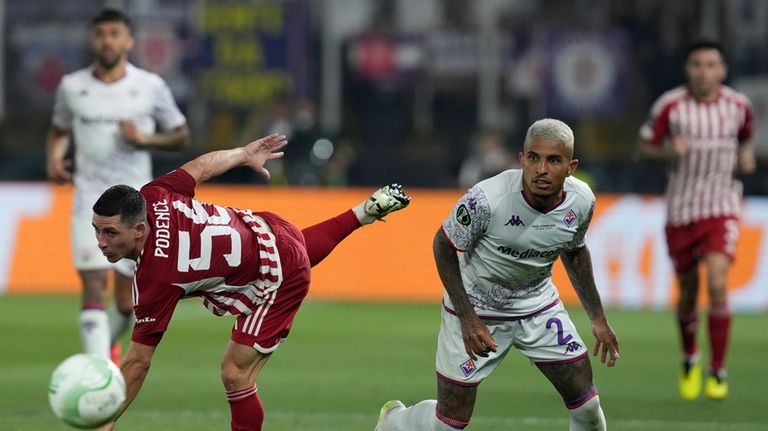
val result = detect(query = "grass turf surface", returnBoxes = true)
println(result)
[1,295,766,430]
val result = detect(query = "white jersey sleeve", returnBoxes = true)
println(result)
[51,80,73,130]
[562,180,596,250]
[564,202,593,250]
[441,186,491,251]
[151,78,186,131]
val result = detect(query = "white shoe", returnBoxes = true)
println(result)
[374,400,405,431]
[364,184,411,221]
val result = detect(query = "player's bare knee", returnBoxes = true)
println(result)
[220,360,250,391]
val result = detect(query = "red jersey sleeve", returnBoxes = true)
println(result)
[131,284,183,346]
[639,99,673,146]
[738,102,755,143]
[140,168,196,198]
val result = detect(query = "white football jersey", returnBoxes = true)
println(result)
[441,170,595,316]
[52,63,186,212]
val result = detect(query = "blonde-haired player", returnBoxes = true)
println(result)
[375,118,619,431]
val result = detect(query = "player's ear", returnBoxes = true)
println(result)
[567,159,579,176]
[134,221,147,238]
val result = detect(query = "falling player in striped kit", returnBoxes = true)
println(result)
[46,8,189,364]
[375,119,619,431]
[639,40,756,400]
[88,134,410,431]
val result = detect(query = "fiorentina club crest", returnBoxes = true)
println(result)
[459,358,476,377]
[563,209,577,227]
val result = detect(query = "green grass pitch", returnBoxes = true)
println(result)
[1,295,766,430]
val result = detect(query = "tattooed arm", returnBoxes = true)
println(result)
[434,229,497,360]
[436,185,497,361]
[560,245,620,367]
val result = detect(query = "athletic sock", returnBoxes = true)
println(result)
[301,209,361,267]
[226,385,263,431]
[107,302,133,343]
[708,304,731,371]
[80,303,110,358]
[676,309,698,357]
[568,394,606,431]
[387,400,468,430]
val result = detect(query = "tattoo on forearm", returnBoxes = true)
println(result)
[561,246,604,320]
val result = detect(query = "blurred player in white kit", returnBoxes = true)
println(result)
[46,8,189,362]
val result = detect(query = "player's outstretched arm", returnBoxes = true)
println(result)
[180,134,287,185]
[433,228,497,360]
[559,245,620,367]
[94,342,157,430]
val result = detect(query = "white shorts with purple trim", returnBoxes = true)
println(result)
[435,299,588,386]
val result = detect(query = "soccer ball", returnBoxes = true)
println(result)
[49,353,126,429]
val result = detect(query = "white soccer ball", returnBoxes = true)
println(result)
[49,353,126,429]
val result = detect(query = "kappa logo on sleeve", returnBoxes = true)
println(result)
[459,358,476,377]
[456,204,471,225]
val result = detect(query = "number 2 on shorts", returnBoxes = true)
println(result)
[546,317,573,346]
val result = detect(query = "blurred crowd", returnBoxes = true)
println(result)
[2,0,768,194]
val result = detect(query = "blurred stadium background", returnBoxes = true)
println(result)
[1,0,768,430]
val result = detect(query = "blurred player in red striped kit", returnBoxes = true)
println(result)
[90,134,410,430]
[639,40,756,400]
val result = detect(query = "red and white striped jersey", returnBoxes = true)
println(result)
[639,85,754,226]
[131,169,283,346]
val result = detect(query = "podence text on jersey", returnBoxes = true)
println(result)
[152,199,172,258]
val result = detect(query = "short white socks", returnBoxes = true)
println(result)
[386,400,467,431]
[79,308,110,358]
[568,395,606,431]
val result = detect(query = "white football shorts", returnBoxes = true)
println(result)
[70,209,136,276]
[435,300,588,386]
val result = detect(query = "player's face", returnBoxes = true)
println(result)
[519,137,578,202]
[685,48,726,99]
[90,21,133,70]
[92,214,143,262]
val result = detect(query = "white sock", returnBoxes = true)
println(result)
[79,309,110,358]
[107,303,134,343]
[387,400,464,431]
[352,202,376,225]
[569,395,606,431]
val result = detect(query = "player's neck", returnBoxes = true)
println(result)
[522,187,565,213]
[93,60,128,83]
[689,85,721,103]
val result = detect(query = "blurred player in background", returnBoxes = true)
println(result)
[639,40,755,400]
[376,119,619,431]
[45,8,189,363]
[90,134,410,431]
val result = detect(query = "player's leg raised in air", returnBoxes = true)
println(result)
[223,185,410,431]
[302,183,410,267]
